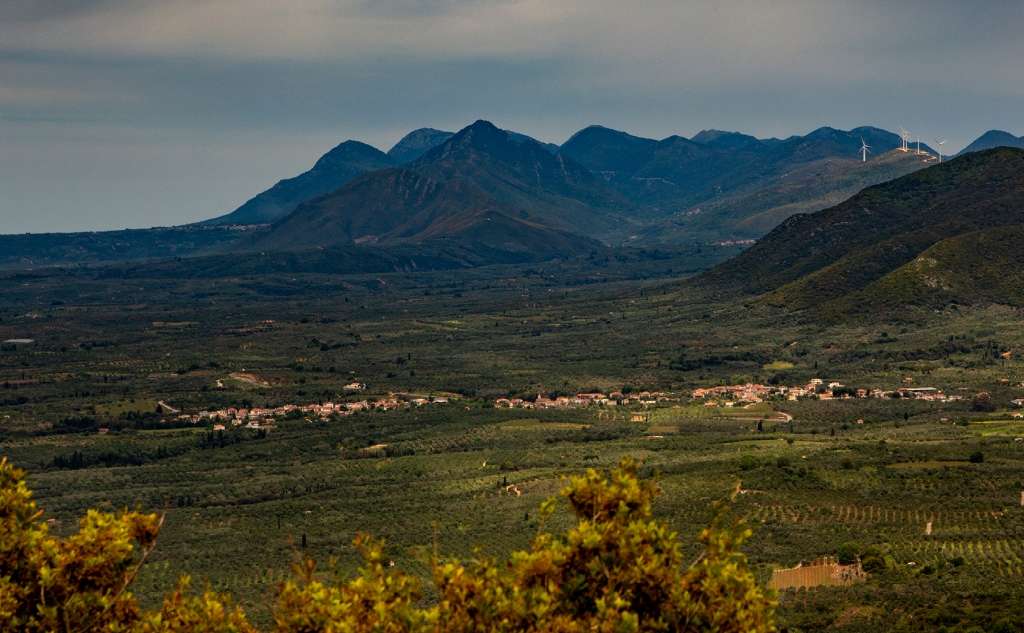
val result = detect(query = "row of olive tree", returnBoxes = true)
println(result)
[1,457,775,632]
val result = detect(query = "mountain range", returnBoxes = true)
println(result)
[559,124,918,216]
[243,125,610,261]
[221,121,939,257]
[208,124,557,228]
[243,121,621,259]
[5,122,1017,281]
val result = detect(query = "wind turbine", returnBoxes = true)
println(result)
[859,137,871,162]
[915,136,923,155]
[935,137,946,162]
[898,126,910,152]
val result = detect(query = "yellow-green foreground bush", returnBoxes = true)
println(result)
[1,457,774,632]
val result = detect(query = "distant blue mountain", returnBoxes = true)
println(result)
[207,140,394,225]
[959,130,1024,155]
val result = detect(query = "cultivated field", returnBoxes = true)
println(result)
[3,257,1024,631]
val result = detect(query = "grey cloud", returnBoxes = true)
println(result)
[349,0,516,18]
[1,0,1023,232]
[0,0,158,21]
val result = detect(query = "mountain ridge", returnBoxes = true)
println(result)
[206,140,394,226]
[959,129,1024,155]
[701,147,1024,315]
[387,128,455,164]
[410,120,632,236]
[0,120,954,272]
[560,123,931,234]
[244,121,615,262]
[833,224,1024,312]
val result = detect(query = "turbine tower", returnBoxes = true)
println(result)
[915,136,923,155]
[935,138,946,162]
[899,126,910,152]
[860,137,871,162]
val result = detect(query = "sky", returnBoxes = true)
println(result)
[2,0,1023,233]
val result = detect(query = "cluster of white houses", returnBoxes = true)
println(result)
[492,380,971,411]
[691,379,962,405]
[174,394,451,430]
[494,391,678,409]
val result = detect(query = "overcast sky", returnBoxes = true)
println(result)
[2,0,1023,232]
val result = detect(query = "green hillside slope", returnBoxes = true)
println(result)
[832,224,1024,312]
[705,148,1024,309]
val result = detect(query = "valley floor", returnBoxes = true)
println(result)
[2,257,1024,631]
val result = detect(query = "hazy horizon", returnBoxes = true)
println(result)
[3,0,1023,233]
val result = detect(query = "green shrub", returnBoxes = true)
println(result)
[835,542,861,565]
[0,457,776,632]
[860,546,888,574]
